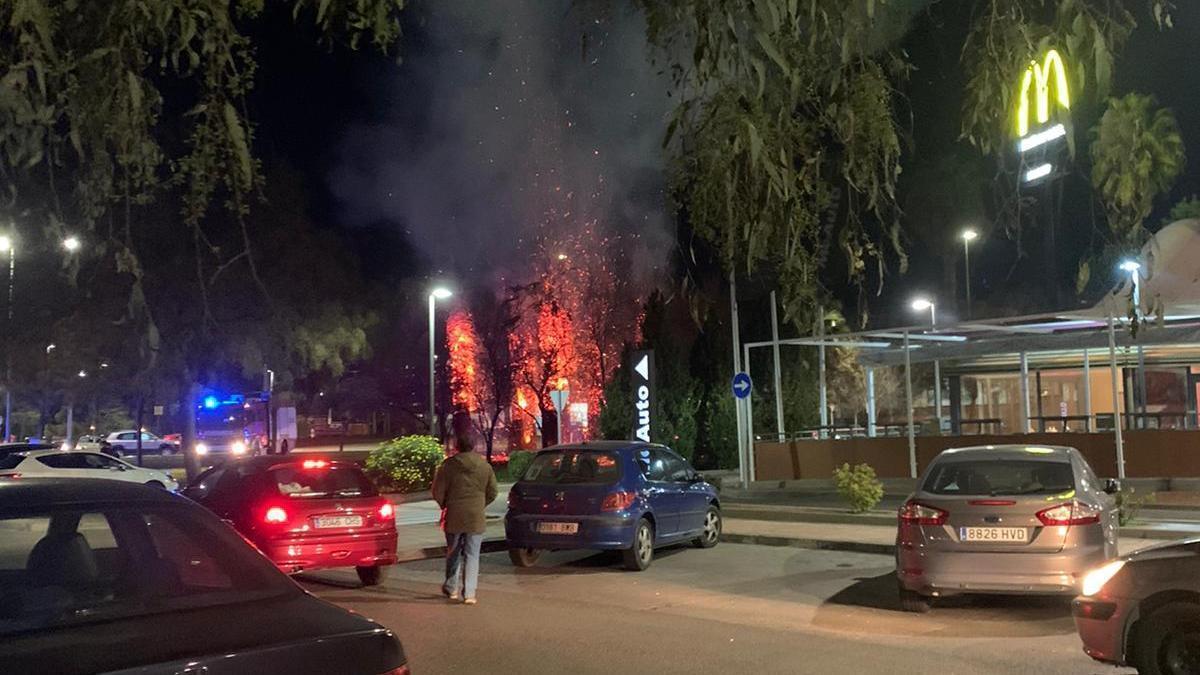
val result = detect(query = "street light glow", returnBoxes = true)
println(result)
[430,287,453,300]
[1118,260,1141,273]
[1024,163,1053,182]
[911,298,934,312]
[556,253,569,261]
[77,370,87,378]
[961,229,978,242]
[0,235,12,252]
[62,236,80,252]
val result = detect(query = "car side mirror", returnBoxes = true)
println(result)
[1104,479,1120,495]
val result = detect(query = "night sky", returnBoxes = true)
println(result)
[253,1,1200,333]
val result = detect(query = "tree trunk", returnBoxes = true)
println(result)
[135,396,144,467]
[183,382,201,481]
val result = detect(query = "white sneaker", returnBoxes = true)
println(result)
[463,597,477,605]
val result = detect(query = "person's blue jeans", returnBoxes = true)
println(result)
[443,532,483,599]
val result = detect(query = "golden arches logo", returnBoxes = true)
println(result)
[1015,49,1070,138]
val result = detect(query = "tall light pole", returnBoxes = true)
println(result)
[961,228,978,319]
[1120,259,1145,428]
[911,297,942,430]
[428,287,452,437]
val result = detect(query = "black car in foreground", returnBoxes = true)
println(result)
[0,479,409,675]
[1073,538,1200,675]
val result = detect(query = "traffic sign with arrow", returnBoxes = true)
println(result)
[732,372,752,399]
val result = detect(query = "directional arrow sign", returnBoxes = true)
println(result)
[732,372,752,399]
[634,354,650,381]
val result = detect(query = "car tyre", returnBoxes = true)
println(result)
[898,586,932,613]
[159,444,173,455]
[145,480,165,489]
[693,506,721,548]
[508,547,541,568]
[110,446,124,458]
[356,565,387,587]
[622,518,654,571]
[1133,602,1200,675]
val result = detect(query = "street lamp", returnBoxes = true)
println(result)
[961,229,978,319]
[62,236,80,253]
[910,297,942,430]
[0,235,11,442]
[428,287,453,436]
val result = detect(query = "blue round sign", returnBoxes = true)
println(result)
[731,372,752,399]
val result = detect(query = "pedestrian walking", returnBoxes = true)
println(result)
[431,444,498,605]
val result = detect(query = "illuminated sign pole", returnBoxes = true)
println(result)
[1015,49,1072,182]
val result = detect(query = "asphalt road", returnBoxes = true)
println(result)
[299,543,1136,675]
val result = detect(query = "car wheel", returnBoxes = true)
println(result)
[110,447,124,458]
[144,480,165,490]
[159,444,173,455]
[622,518,654,571]
[356,565,387,587]
[693,506,722,548]
[508,546,541,568]
[1133,602,1200,675]
[898,585,932,613]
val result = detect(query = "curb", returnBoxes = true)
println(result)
[720,532,894,556]
[724,506,895,527]
[395,538,508,563]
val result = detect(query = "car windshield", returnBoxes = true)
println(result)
[923,459,1076,496]
[270,465,377,498]
[520,450,621,485]
[0,502,294,636]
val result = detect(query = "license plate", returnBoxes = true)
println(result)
[959,526,1028,542]
[536,522,579,535]
[315,515,363,529]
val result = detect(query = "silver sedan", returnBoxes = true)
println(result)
[896,444,1119,612]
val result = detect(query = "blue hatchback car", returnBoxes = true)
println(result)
[504,441,721,571]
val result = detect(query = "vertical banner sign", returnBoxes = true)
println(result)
[630,350,654,442]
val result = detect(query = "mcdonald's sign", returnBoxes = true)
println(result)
[1015,49,1071,138]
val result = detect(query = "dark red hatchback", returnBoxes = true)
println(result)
[184,457,398,585]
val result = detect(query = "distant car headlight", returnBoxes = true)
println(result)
[231,440,247,455]
[1082,560,1126,596]
[61,442,72,452]
[195,442,209,456]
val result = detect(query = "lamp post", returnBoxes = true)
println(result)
[1120,259,1145,428]
[428,287,452,437]
[961,229,978,319]
[911,297,942,430]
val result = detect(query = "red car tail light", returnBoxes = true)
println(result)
[0,472,21,479]
[1036,501,1100,526]
[378,501,395,519]
[898,500,947,526]
[601,491,635,512]
[264,506,289,524]
[302,459,329,470]
[507,490,519,510]
[378,666,410,675]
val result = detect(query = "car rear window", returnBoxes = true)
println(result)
[521,450,621,485]
[0,503,294,636]
[923,460,1076,496]
[270,464,377,498]
[0,455,21,470]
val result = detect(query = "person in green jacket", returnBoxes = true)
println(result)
[431,445,498,604]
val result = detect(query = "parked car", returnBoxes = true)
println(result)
[896,444,1119,612]
[504,441,721,571]
[0,441,56,459]
[103,430,177,457]
[183,457,397,585]
[73,434,106,453]
[1073,538,1200,674]
[0,479,409,675]
[0,450,179,491]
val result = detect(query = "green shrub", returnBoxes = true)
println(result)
[507,450,536,482]
[364,435,444,493]
[833,462,884,514]
[1116,486,1155,526]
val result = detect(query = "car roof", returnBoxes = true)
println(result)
[0,478,180,508]
[934,444,1076,462]
[535,440,655,453]
[18,449,108,458]
[218,456,360,471]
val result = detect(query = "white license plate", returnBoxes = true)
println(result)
[959,526,1028,542]
[536,522,579,535]
[315,515,363,529]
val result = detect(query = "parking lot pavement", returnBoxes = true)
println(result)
[300,543,1135,674]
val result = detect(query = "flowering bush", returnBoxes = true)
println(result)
[364,435,444,493]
